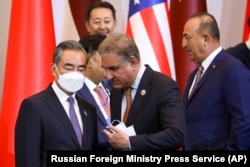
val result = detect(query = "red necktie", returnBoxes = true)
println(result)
[94,86,110,118]
[123,87,132,123]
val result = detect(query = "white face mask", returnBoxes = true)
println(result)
[55,65,85,93]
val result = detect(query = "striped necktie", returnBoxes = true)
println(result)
[189,65,204,99]
[94,86,111,118]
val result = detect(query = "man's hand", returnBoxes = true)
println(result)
[103,125,130,150]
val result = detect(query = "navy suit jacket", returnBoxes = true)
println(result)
[183,50,250,150]
[15,85,98,167]
[111,65,186,150]
[77,80,112,150]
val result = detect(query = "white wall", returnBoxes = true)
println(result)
[0,0,12,108]
[218,0,247,47]
[0,0,247,109]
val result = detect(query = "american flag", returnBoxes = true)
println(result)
[126,0,175,79]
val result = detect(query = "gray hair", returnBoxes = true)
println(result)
[52,40,87,64]
[98,33,140,63]
[189,12,220,41]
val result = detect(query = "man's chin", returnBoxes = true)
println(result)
[97,31,109,36]
[112,83,122,89]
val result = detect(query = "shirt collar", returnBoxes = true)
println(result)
[51,81,76,103]
[201,46,222,71]
[84,77,97,90]
[131,65,146,90]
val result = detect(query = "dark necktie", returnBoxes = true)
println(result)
[123,87,132,123]
[189,65,204,99]
[94,86,110,118]
[68,96,82,146]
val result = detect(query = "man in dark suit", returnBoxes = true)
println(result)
[15,40,98,167]
[182,13,250,150]
[78,34,112,150]
[100,33,186,150]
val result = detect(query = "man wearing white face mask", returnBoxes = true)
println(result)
[55,64,85,93]
[15,40,99,167]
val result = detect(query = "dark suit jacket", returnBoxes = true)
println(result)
[226,42,250,70]
[111,65,186,150]
[183,50,250,150]
[77,81,112,150]
[15,84,98,167]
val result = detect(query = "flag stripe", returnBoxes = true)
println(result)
[140,6,171,76]
[128,0,166,17]
[126,0,175,78]
[128,13,161,73]
[126,20,133,37]
[154,3,175,78]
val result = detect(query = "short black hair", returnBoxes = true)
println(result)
[79,34,106,55]
[86,1,116,21]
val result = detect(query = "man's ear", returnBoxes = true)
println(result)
[85,21,90,33]
[50,63,57,77]
[86,58,92,68]
[129,56,138,67]
[202,33,210,46]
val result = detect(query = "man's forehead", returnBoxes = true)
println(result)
[90,8,113,18]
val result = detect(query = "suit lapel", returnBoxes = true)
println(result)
[101,80,112,96]
[77,85,108,126]
[44,86,81,148]
[110,89,123,122]
[187,50,225,100]
[126,66,152,125]
[183,70,196,103]
[75,95,89,149]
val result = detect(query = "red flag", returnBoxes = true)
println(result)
[170,0,207,96]
[0,0,55,166]
[126,0,175,78]
[242,0,250,41]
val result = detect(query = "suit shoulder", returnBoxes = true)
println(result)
[21,89,48,104]
[152,70,177,84]
[222,51,249,69]
[145,65,175,82]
